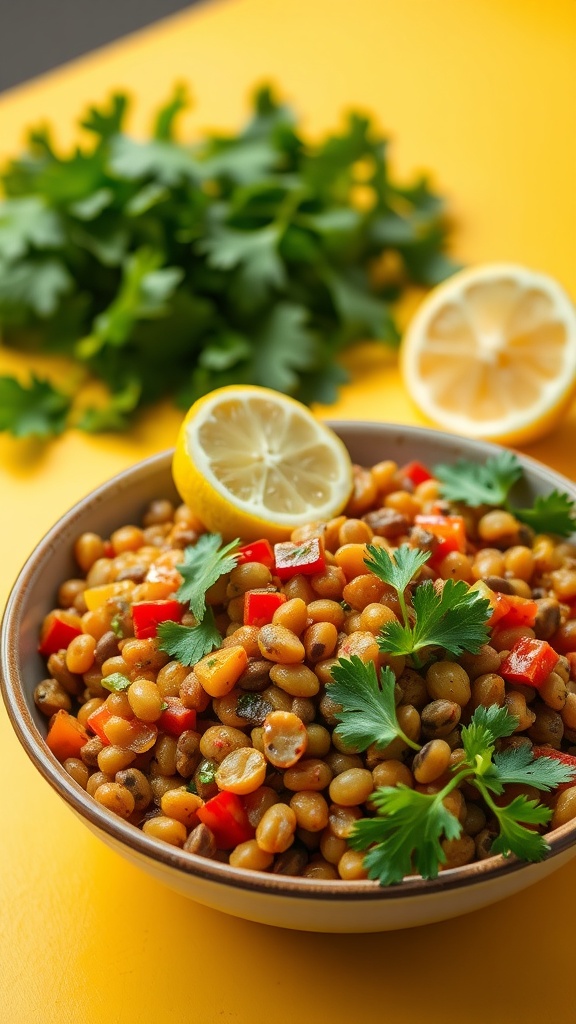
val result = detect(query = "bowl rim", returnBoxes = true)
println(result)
[2,419,576,902]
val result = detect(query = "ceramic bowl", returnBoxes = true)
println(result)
[2,421,576,933]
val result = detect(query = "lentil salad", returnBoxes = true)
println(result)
[34,455,576,883]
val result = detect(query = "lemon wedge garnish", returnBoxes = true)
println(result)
[172,385,354,542]
[401,264,576,445]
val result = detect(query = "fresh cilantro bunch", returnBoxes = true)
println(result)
[156,533,239,664]
[0,83,458,437]
[435,451,576,537]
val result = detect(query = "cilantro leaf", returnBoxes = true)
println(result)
[487,744,576,793]
[156,609,222,666]
[68,221,129,267]
[324,267,399,343]
[514,491,576,538]
[69,188,114,221]
[0,196,63,261]
[364,543,431,595]
[175,534,240,621]
[253,303,317,393]
[76,248,184,358]
[435,453,575,537]
[0,374,71,438]
[153,82,190,141]
[487,795,551,862]
[435,451,523,506]
[460,704,518,765]
[197,333,253,372]
[76,378,142,433]
[199,136,280,185]
[349,786,462,884]
[0,257,73,319]
[379,578,491,659]
[200,226,286,304]
[81,93,129,139]
[303,112,374,194]
[328,656,420,752]
[108,134,200,187]
[294,361,349,407]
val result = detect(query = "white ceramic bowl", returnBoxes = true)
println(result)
[2,421,576,933]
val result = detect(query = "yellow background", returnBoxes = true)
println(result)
[1,1,575,1021]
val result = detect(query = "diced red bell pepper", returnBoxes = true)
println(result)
[158,697,197,736]
[46,710,89,761]
[400,460,433,487]
[470,581,511,627]
[103,540,114,558]
[531,746,576,793]
[244,590,287,627]
[38,611,83,656]
[197,791,254,850]
[471,584,538,630]
[496,593,538,630]
[86,703,113,745]
[236,539,275,569]
[274,537,326,580]
[500,637,559,688]
[132,599,185,640]
[413,514,466,566]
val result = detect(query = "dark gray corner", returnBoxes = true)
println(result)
[0,0,204,93]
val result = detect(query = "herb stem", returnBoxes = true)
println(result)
[397,588,411,631]
[395,586,425,668]
[426,770,471,831]
[471,776,498,816]
[443,766,472,796]
[397,728,422,753]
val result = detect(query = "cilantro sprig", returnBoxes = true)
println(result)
[156,608,222,666]
[0,373,71,438]
[174,533,240,622]
[348,705,576,885]
[157,533,239,664]
[364,543,491,664]
[0,83,457,438]
[329,656,420,753]
[435,452,576,537]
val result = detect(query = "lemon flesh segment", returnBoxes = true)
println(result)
[401,264,576,445]
[172,386,354,542]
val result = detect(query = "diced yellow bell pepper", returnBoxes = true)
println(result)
[83,581,134,610]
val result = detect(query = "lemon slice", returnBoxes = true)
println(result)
[172,385,354,542]
[401,264,576,445]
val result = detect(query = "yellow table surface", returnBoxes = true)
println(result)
[1,1,576,1021]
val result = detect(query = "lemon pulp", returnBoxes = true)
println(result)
[401,264,576,445]
[172,385,354,542]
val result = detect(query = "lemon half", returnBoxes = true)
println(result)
[401,264,576,445]
[172,385,354,542]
